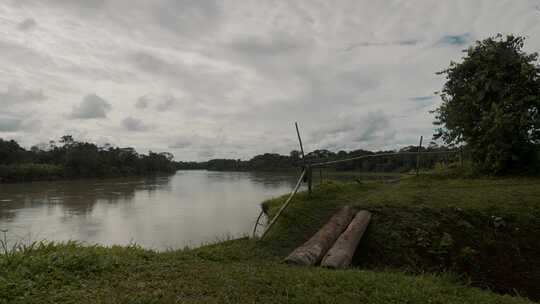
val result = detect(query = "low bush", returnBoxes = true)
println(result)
[0,164,64,182]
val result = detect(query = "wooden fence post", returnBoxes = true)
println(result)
[295,122,306,162]
[307,165,312,194]
[295,122,313,195]
[460,146,464,168]
[416,136,423,176]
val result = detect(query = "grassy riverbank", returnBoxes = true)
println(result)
[262,174,540,300]
[1,175,539,303]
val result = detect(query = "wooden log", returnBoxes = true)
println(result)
[284,206,356,266]
[320,210,372,269]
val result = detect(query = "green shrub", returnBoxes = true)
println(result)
[0,164,64,182]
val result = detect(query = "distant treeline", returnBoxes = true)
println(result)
[177,145,459,172]
[0,136,177,182]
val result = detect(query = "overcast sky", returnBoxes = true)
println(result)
[1,1,539,160]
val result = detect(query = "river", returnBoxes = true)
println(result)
[0,170,302,250]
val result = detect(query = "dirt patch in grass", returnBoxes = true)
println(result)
[352,205,540,300]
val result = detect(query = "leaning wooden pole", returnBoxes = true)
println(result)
[295,122,313,195]
[295,122,306,162]
[320,210,372,269]
[260,169,306,240]
[284,206,356,266]
[251,209,265,238]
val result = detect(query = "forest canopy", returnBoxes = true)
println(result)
[0,136,176,182]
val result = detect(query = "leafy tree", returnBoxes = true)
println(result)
[433,34,540,173]
[0,139,27,164]
[60,135,75,147]
[64,142,100,176]
[289,150,301,161]
[0,135,178,182]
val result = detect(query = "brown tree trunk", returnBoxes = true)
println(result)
[284,206,356,266]
[320,210,372,269]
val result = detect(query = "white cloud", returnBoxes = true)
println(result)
[0,84,46,106]
[67,94,112,119]
[17,18,37,31]
[135,96,149,109]
[0,113,41,132]
[122,116,149,132]
[0,116,23,132]
[134,93,179,111]
[1,0,540,160]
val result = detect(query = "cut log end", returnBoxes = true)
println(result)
[320,210,372,269]
[283,206,356,266]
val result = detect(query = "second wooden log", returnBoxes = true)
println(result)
[320,210,372,269]
[283,206,356,266]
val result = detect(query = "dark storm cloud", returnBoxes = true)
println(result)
[122,117,149,132]
[67,94,112,119]
[17,18,37,31]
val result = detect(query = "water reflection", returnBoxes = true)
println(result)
[0,171,298,250]
[0,175,172,220]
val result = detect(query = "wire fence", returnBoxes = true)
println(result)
[254,123,466,239]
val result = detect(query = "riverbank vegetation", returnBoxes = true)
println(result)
[176,144,459,172]
[263,175,540,300]
[432,35,540,174]
[0,136,177,182]
[1,34,539,303]
[1,174,538,303]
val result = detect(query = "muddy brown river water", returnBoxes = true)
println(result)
[0,170,301,250]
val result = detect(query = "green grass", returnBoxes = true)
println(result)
[262,176,540,300]
[1,175,539,303]
[0,240,533,304]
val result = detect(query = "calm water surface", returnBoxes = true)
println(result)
[0,171,301,250]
